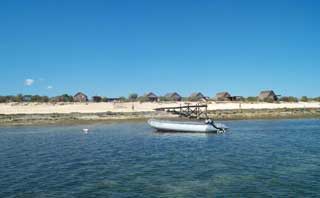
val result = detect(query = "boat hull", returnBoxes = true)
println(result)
[148,119,226,133]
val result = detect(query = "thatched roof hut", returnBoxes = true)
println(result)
[74,92,88,102]
[258,90,278,101]
[215,92,232,101]
[165,92,182,101]
[144,92,159,102]
[189,92,206,101]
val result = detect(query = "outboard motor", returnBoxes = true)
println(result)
[205,119,226,133]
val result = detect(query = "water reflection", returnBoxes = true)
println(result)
[153,130,220,138]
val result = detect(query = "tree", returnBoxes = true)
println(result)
[137,96,149,102]
[314,97,320,102]
[159,96,169,102]
[246,97,258,102]
[0,96,6,103]
[41,96,49,102]
[128,93,138,101]
[280,96,298,103]
[288,97,298,103]
[31,95,43,102]
[119,96,127,102]
[5,95,14,102]
[300,96,309,102]
[61,94,74,102]
[14,94,23,102]
[101,97,109,102]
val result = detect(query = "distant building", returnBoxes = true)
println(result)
[189,92,206,101]
[214,92,241,101]
[73,92,88,102]
[164,92,182,101]
[215,92,232,101]
[258,90,278,101]
[92,96,102,102]
[144,92,159,102]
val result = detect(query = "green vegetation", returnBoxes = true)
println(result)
[280,96,298,103]
[101,97,109,102]
[246,97,258,102]
[92,96,102,102]
[181,97,190,102]
[61,94,74,102]
[263,98,277,103]
[128,93,138,101]
[137,96,149,102]
[0,93,319,103]
[237,97,246,102]
[119,96,127,102]
[0,94,49,103]
[314,97,320,102]
[159,96,170,102]
[31,95,49,102]
[188,96,200,102]
[300,96,309,102]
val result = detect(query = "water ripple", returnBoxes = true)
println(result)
[0,119,320,197]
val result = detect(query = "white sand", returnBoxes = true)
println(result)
[0,101,319,115]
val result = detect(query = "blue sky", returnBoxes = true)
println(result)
[0,0,319,97]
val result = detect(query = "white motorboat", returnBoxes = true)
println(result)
[148,119,228,133]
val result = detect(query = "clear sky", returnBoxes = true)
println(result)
[0,0,319,97]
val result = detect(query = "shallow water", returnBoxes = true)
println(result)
[0,119,320,197]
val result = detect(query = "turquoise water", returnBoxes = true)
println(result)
[0,119,320,197]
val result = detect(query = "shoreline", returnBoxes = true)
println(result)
[1,101,320,114]
[1,108,319,126]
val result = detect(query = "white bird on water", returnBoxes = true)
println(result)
[83,128,89,134]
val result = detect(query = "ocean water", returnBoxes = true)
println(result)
[0,119,319,197]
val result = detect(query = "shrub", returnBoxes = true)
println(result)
[0,96,6,103]
[159,96,170,102]
[14,94,23,102]
[314,97,320,102]
[263,98,276,103]
[61,94,74,102]
[30,95,49,102]
[119,96,127,102]
[101,97,109,102]
[92,96,102,102]
[181,97,189,102]
[128,93,138,101]
[300,96,309,102]
[188,96,200,102]
[280,96,298,103]
[246,97,258,102]
[137,96,149,102]
[236,97,246,102]
[42,96,49,102]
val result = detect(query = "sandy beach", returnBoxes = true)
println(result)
[0,101,319,125]
[1,101,320,115]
